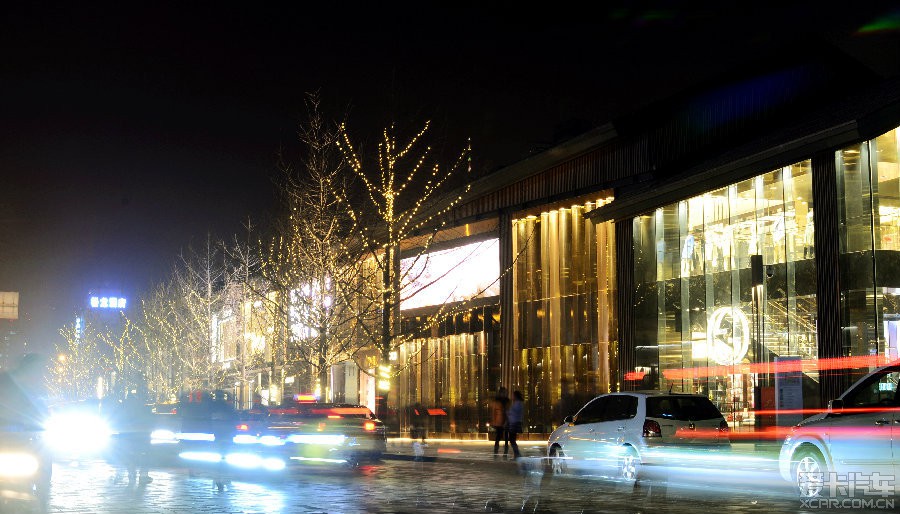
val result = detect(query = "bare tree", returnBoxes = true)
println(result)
[222,218,269,409]
[171,234,229,392]
[259,92,372,402]
[134,280,182,403]
[335,118,472,396]
[54,320,104,401]
[95,313,145,399]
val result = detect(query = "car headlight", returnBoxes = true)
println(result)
[151,429,178,444]
[0,453,40,477]
[44,412,111,454]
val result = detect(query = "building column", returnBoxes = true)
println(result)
[615,219,635,391]
[498,211,516,390]
[812,150,847,406]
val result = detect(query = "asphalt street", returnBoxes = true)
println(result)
[1,439,889,514]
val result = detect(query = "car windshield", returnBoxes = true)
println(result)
[645,396,722,421]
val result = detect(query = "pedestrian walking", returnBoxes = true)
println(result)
[111,392,154,485]
[208,390,237,491]
[490,387,509,458]
[507,390,524,459]
[410,402,427,443]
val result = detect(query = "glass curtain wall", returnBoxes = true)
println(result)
[396,305,498,436]
[512,195,616,434]
[633,161,817,429]
[837,127,900,384]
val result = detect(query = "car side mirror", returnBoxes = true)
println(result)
[564,415,573,425]
[828,398,844,414]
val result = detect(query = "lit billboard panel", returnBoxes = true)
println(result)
[400,238,500,310]
[0,291,19,320]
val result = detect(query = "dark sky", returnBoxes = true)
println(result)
[0,3,894,352]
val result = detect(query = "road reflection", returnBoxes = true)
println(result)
[3,444,839,514]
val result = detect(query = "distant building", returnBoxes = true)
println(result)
[0,318,28,371]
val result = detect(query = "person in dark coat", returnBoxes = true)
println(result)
[507,390,524,459]
[410,402,427,443]
[112,392,154,484]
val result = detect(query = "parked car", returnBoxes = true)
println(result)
[547,391,731,482]
[779,362,900,498]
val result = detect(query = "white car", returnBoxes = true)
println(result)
[547,391,730,482]
[779,363,900,498]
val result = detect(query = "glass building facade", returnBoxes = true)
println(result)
[632,161,816,428]
[396,305,500,436]
[629,124,900,428]
[837,127,900,370]
[511,195,617,433]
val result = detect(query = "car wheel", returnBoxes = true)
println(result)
[620,446,641,482]
[794,448,827,498]
[548,446,566,476]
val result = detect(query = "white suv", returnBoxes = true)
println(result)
[547,391,730,482]
[779,363,900,498]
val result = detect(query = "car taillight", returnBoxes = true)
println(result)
[327,415,342,419]
[718,420,730,432]
[364,421,376,431]
[642,419,661,438]
[236,423,249,431]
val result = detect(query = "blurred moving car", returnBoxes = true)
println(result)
[547,391,730,483]
[779,362,900,498]
[44,399,114,464]
[233,402,387,468]
[0,369,52,503]
[0,425,51,503]
[45,397,182,470]
[170,392,387,481]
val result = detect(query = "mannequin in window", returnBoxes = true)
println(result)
[706,226,719,271]
[681,232,695,276]
[719,225,733,270]
[656,238,666,276]
[772,209,786,263]
[803,209,815,258]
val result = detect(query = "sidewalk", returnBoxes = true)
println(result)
[382,437,782,472]
[383,437,543,464]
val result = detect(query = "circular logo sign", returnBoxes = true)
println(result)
[707,307,750,365]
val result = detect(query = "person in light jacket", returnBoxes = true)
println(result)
[507,390,524,459]
[490,387,509,457]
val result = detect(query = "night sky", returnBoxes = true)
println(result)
[0,3,893,353]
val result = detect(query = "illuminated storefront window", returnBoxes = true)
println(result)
[633,161,816,428]
[512,194,616,433]
[837,127,900,376]
[397,310,495,435]
[393,227,501,436]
